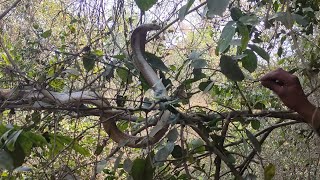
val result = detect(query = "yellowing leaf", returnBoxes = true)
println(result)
[264,163,276,180]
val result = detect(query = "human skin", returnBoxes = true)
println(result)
[260,68,320,130]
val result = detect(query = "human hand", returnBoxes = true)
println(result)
[260,68,310,112]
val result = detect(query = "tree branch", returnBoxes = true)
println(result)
[0,0,22,20]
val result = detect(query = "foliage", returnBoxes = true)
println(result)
[0,0,320,179]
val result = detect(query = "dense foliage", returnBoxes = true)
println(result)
[0,0,320,179]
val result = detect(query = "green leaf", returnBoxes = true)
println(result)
[292,13,309,27]
[238,23,250,51]
[207,0,231,17]
[131,158,154,180]
[18,132,36,156]
[145,153,155,179]
[0,124,7,135]
[190,59,207,69]
[49,78,65,92]
[112,54,126,60]
[155,147,170,162]
[50,135,90,156]
[273,1,279,12]
[178,0,195,21]
[219,55,244,81]
[192,69,206,81]
[239,15,259,25]
[94,144,104,156]
[33,24,39,29]
[145,52,169,72]
[14,166,33,172]
[171,145,183,159]
[226,153,236,164]
[9,144,26,168]
[155,142,174,162]
[41,29,52,38]
[242,49,257,73]
[82,53,96,72]
[0,129,13,142]
[190,139,205,153]
[166,128,179,142]
[229,39,242,46]
[217,21,236,53]
[6,130,23,151]
[250,120,261,130]
[0,150,14,170]
[70,18,78,24]
[23,132,47,148]
[277,46,283,57]
[199,81,214,92]
[230,7,243,21]
[114,152,123,170]
[248,44,270,62]
[140,76,150,91]
[64,68,81,76]
[97,160,107,173]
[245,174,257,180]
[178,174,189,179]
[118,122,129,131]
[232,54,247,60]
[31,111,41,123]
[169,65,176,71]
[103,168,115,175]
[73,143,90,156]
[92,50,104,57]
[123,158,133,172]
[269,12,293,28]
[68,25,76,33]
[134,0,157,11]
[1,52,9,65]
[116,68,133,84]
[264,163,276,180]
[280,36,286,44]
[245,129,261,153]
[189,51,201,60]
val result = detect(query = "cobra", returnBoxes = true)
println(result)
[102,24,171,148]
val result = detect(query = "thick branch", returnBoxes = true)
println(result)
[0,0,22,20]
[0,88,305,123]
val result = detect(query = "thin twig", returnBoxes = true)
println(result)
[147,2,207,42]
[235,82,252,113]
[180,124,193,179]
[191,125,243,179]
[214,113,232,180]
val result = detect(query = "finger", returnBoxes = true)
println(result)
[260,80,283,95]
[260,68,294,84]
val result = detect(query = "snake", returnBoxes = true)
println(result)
[102,24,170,148]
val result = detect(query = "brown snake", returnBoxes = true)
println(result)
[102,24,170,148]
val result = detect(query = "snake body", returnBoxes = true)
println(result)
[102,24,170,148]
